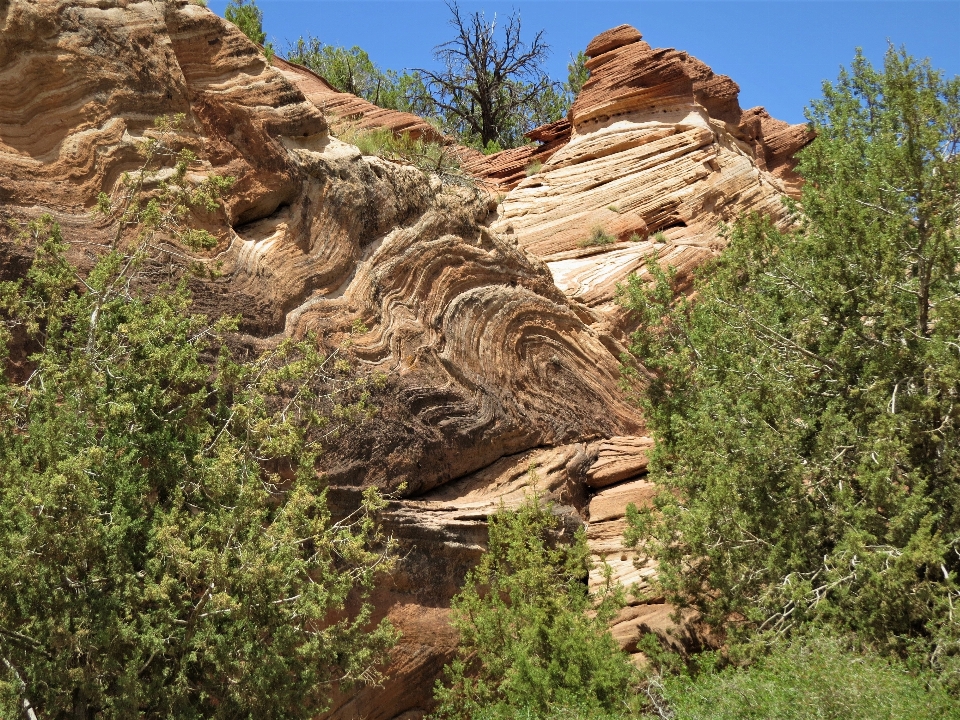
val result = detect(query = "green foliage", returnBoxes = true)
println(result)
[432,488,636,719]
[224,0,265,45]
[0,117,397,718]
[525,159,543,176]
[620,47,960,685]
[94,114,234,256]
[480,138,504,155]
[580,225,617,248]
[472,705,636,720]
[650,231,667,243]
[565,51,590,100]
[333,122,472,187]
[286,36,431,115]
[646,632,960,720]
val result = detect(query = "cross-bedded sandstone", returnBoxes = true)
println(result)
[0,5,811,715]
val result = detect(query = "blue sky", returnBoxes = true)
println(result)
[207,1,960,125]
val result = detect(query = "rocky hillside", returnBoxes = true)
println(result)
[0,3,810,717]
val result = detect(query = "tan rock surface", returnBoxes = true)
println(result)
[492,25,811,331]
[586,435,655,488]
[587,479,658,595]
[0,6,810,716]
[588,478,657,524]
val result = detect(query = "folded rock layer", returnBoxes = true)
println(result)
[0,5,810,717]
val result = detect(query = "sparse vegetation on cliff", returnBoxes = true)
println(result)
[333,122,473,186]
[580,226,617,247]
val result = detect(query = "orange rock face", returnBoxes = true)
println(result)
[0,6,810,717]
[273,55,445,143]
[492,24,812,347]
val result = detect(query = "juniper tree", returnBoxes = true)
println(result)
[0,117,396,719]
[434,489,635,719]
[621,46,960,685]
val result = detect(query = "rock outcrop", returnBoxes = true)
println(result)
[272,55,445,143]
[492,24,811,337]
[0,4,810,717]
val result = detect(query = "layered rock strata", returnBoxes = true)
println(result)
[0,4,809,718]
[492,24,811,335]
[272,55,445,143]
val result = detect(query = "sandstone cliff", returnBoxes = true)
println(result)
[492,25,810,336]
[0,4,810,717]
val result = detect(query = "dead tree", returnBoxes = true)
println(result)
[416,0,553,149]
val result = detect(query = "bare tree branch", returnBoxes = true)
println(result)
[415,0,553,148]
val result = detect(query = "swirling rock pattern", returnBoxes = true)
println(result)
[0,6,809,717]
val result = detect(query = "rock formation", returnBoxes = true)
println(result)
[0,4,811,717]
[272,55,444,143]
[491,24,811,338]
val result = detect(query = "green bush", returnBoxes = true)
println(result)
[0,117,395,718]
[580,225,617,248]
[224,0,265,45]
[285,37,432,115]
[473,705,635,720]
[651,633,960,720]
[333,122,471,187]
[620,46,960,685]
[432,490,637,719]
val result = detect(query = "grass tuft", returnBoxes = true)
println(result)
[579,225,617,248]
[645,633,960,720]
[332,122,472,187]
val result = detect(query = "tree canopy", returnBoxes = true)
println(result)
[620,46,960,685]
[564,51,589,100]
[224,0,265,45]
[285,37,433,117]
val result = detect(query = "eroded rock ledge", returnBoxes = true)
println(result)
[0,5,810,718]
